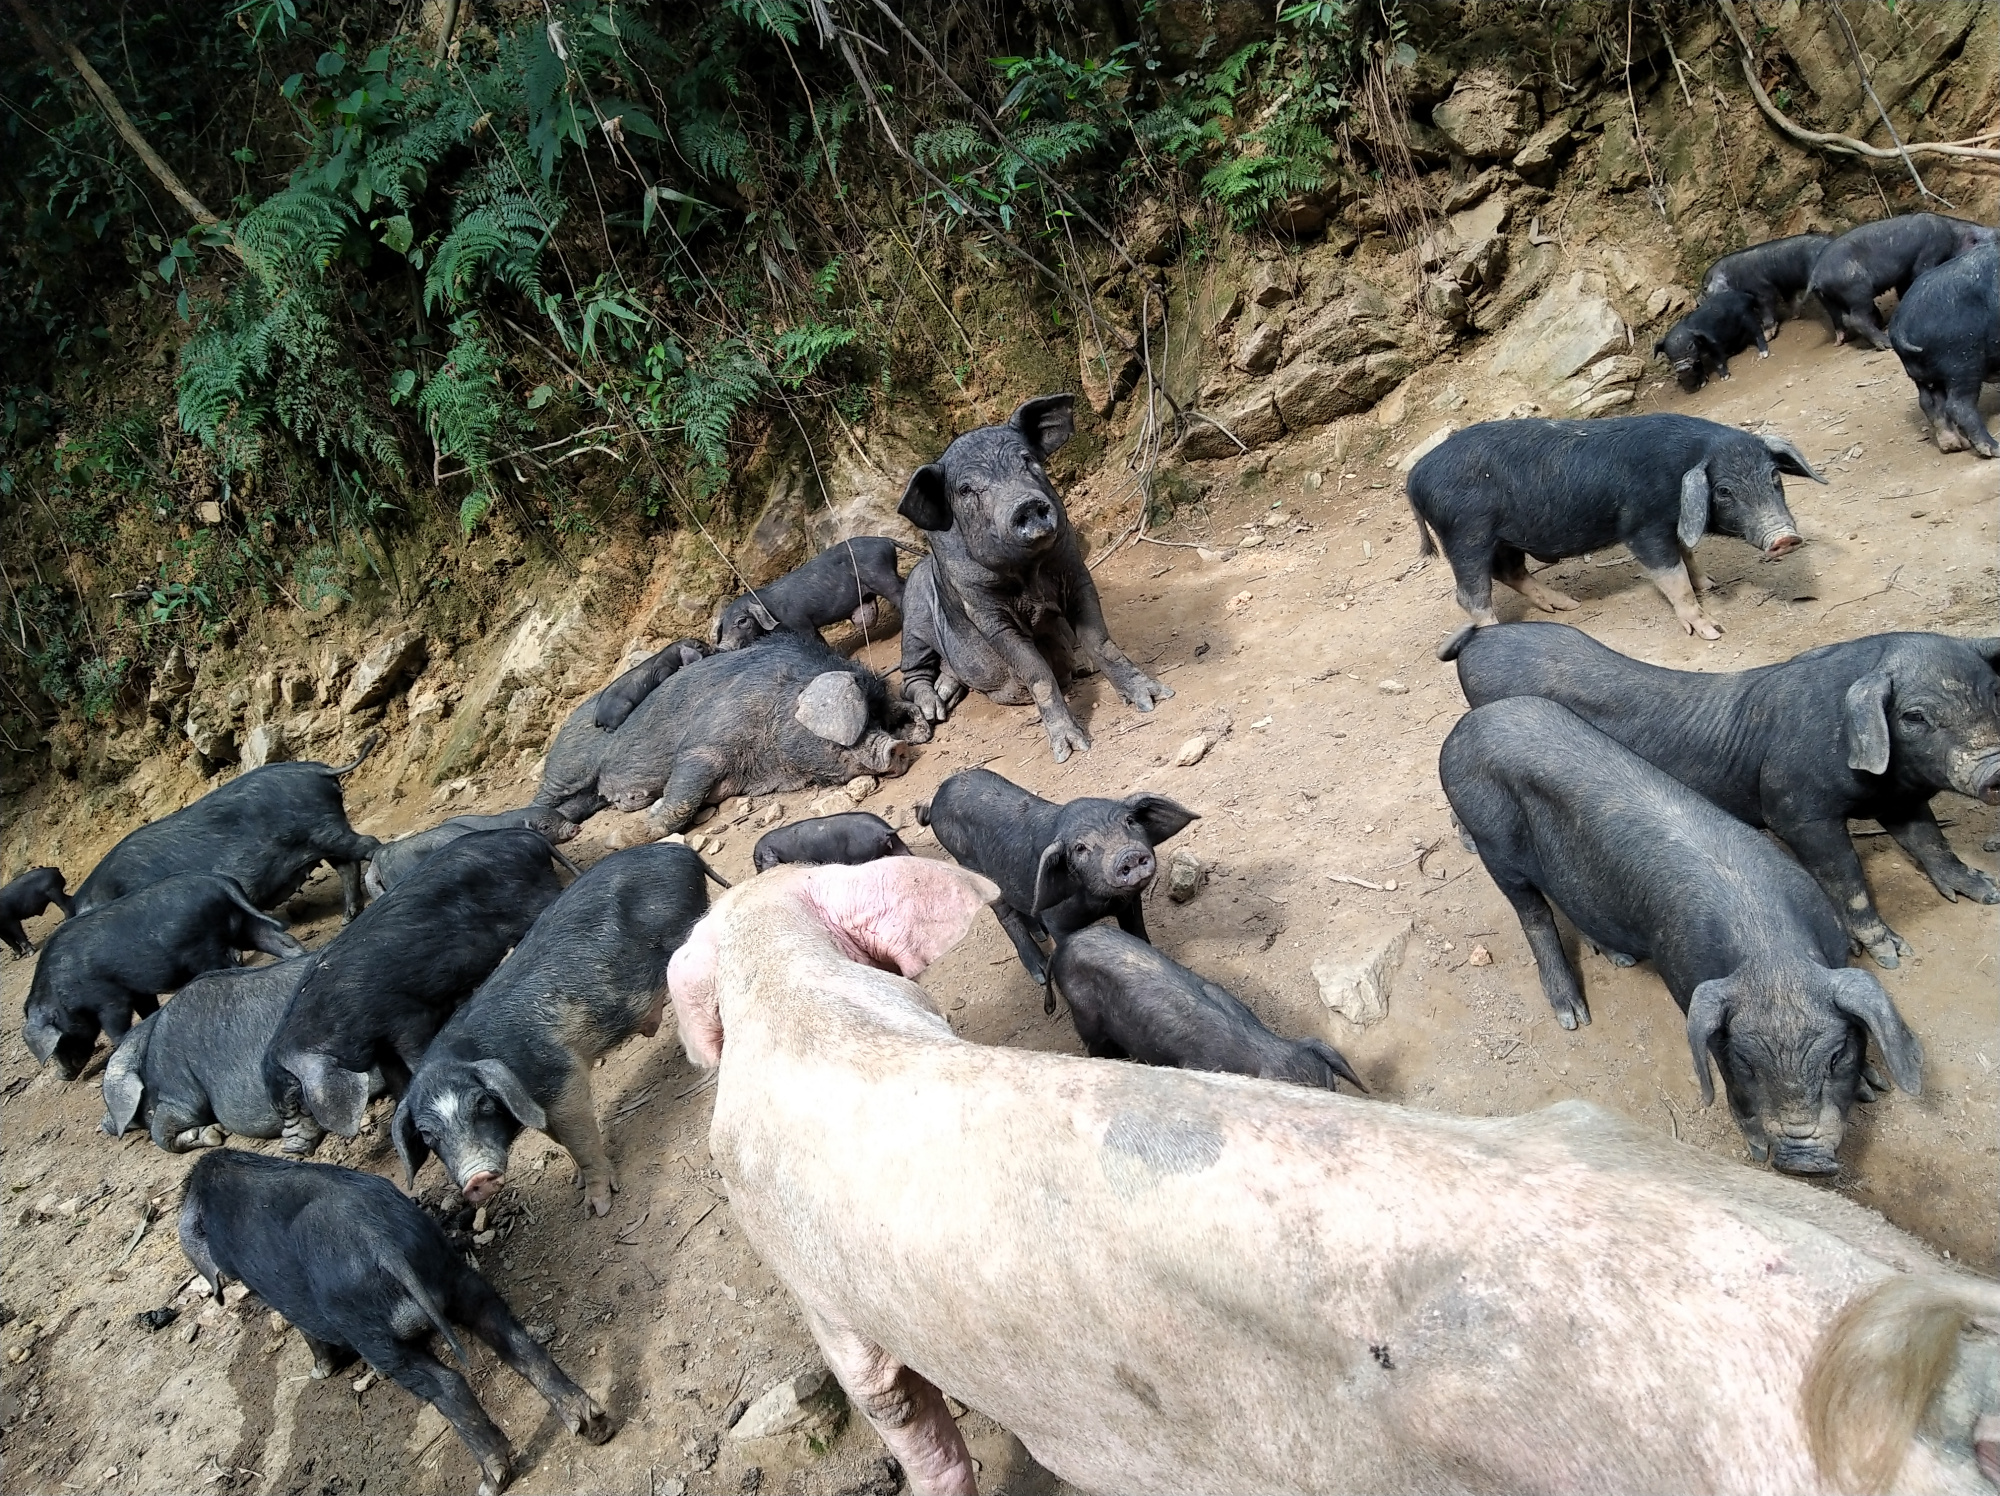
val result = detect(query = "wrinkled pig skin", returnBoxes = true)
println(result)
[75,740,383,922]
[1699,232,1833,334]
[593,630,928,832]
[1050,925,1364,1092]
[24,873,304,1080]
[0,866,73,957]
[753,812,913,873]
[180,1150,611,1496]
[592,638,713,732]
[365,806,579,897]
[919,766,1197,997]
[393,842,709,1218]
[667,857,2000,1496]
[1891,240,2000,458]
[715,538,911,652]
[1448,623,2000,968]
[1439,696,1924,1175]
[1810,212,1997,351]
[262,828,567,1154]
[1407,413,1823,642]
[535,694,619,823]
[896,394,1171,763]
[1654,290,1768,391]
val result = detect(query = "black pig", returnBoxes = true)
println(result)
[1808,212,1996,350]
[1051,926,1364,1092]
[919,767,1197,1001]
[1891,240,2000,458]
[179,1150,611,1495]
[1446,622,2000,968]
[262,828,566,1154]
[591,638,712,731]
[1440,696,1923,1175]
[896,395,1171,762]
[0,866,73,956]
[1407,413,1823,643]
[715,538,912,651]
[1654,290,1768,391]
[76,738,382,921]
[1698,232,1832,334]
[366,805,579,897]
[393,843,710,1217]
[752,812,912,872]
[24,873,303,1079]
[535,695,618,823]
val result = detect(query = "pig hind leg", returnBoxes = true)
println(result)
[362,1334,515,1496]
[301,1332,360,1380]
[1493,546,1578,613]
[804,1306,977,1496]
[1940,385,1997,457]
[453,1273,611,1443]
[1439,531,1501,625]
[645,753,727,836]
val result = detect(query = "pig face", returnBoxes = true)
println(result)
[1033,794,1199,914]
[1844,640,2000,804]
[519,807,582,844]
[717,599,780,652]
[1655,323,1714,392]
[392,1059,545,1205]
[1687,962,1922,1174]
[1677,435,1820,559]
[897,396,1077,573]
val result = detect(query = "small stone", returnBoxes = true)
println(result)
[1313,921,1414,1027]
[1196,547,1226,564]
[1397,426,1456,473]
[526,1321,557,1345]
[1379,680,1409,695]
[267,1311,286,1333]
[730,1366,846,1441]
[1250,716,1273,729]
[1237,530,1266,549]
[472,1207,489,1233]
[1167,849,1206,904]
[474,1229,497,1246]
[5,1345,28,1364]
[1226,591,1254,614]
[222,1284,250,1309]
[1305,471,1323,490]
[195,501,223,525]
[1468,944,1494,967]
[352,1369,376,1393]
[182,1321,200,1344]
[846,775,878,803]
[1172,736,1210,768]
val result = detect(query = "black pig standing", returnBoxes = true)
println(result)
[752,812,912,872]
[0,866,73,956]
[1440,696,1924,1175]
[1808,212,1997,350]
[714,538,912,651]
[179,1150,611,1495]
[1890,240,2000,458]
[1697,232,1832,334]
[1654,290,1768,391]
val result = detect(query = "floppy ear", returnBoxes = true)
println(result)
[746,599,779,631]
[103,1061,146,1137]
[1842,671,1893,775]
[799,858,1001,976]
[1009,394,1077,457]
[472,1059,547,1131]
[1828,968,1923,1095]
[795,671,869,747]
[1690,329,1719,356]
[1125,793,1200,846]
[1677,463,1711,551]
[22,1018,60,1066]
[1652,338,1668,357]
[1032,840,1082,914]
[294,1052,373,1138]
[898,464,953,531]
[391,1096,430,1188]
[677,642,708,665]
[668,915,725,1068]
[1685,978,1731,1106]
[1759,433,1827,484]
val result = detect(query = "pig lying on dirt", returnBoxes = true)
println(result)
[752,812,912,872]
[75,737,382,921]
[1406,413,1823,642]
[180,1150,611,1496]
[669,856,2000,1496]
[1440,696,1924,1174]
[24,873,304,1080]
[592,638,712,731]
[365,805,579,897]
[715,537,912,651]
[1051,926,1364,1092]
[896,394,1170,762]
[393,843,711,1217]
[1447,623,2000,968]
[920,767,1197,999]
[0,866,73,956]
[1891,240,2000,458]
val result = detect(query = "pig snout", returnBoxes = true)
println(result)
[463,1169,505,1204]
[1110,845,1156,890]
[855,732,915,778]
[1011,496,1058,545]
[1770,1139,1840,1175]
[1761,530,1802,557]
[1956,750,2000,805]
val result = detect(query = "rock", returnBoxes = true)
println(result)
[1378,680,1408,695]
[1122,197,1179,266]
[1440,167,1505,214]
[1313,920,1413,1027]
[1182,390,1283,459]
[845,775,877,803]
[1232,314,1285,376]
[795,672,868,747]
[1511,115,1577,183]
[1271,192,1330,237]
[1236,530,1266,550]
[195,501,223,525]
[148,646,195,720]
[1596,117,1648,191]
[1432,72,1537,160]
[1166,848,1206,904]
[342,631,427,714]
[1468,944,1493,967]
[1548,354,1647,419]
[730,1367,845,1441]
[1488,273,1628,391]
[280,671,314,708]
[1172,736,1209,768]
[1249,262,1295,307]
[1645,285,1693,323]
[183,708,237,766]
[239,722,287,770]
[1397,425,1456,473]
[247,671,279,723]
[1374,381,1410,429]
[1289,279,1399,365]
[1272,352,1414,432]
[1471,242,1558,334]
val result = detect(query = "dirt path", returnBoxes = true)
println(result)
[2,321,1994,1496]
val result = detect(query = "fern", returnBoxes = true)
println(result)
[419,317,515,533]
[774,322,856,387]
[425,164,562,313]
[235,184,353,279]
[673,339,764,469]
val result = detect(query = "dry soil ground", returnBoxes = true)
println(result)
[2,320,1996,1496]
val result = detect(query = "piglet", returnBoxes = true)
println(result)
[1052,927,1363,1091]
[179,1149,611,1495]
[1654,290,1768,391]
[0,866,73,957]
[920,767,1197,1003]
[365,805,579,897]
[592,638,712,731]
[752,812,912,872]
[715,538,911,651]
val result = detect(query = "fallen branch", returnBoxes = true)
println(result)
[1328,872,1398,892]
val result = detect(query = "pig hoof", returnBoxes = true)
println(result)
[1549,995,1590,1030]
[1861,931,1908,969]
[1693,619,1723,641]
[1606,951,1636,969]
[476,1453,514,1496]
[1046,723,1091,762]
[565,1395,614,1444]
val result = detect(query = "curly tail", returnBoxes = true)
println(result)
[1802,1274,2000,1494]
[914,799,933,828]
[324,729,383,777]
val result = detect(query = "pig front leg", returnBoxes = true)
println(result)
[804,1307,977,1496]
[645,754,726,836]
[1643,558,1722,639]
[1067,585,1172,713]
[1880,807,2000,905]
[544,1071,618,1218]
[984,624,1091,762]
[993,902,1053,992]
[1493,877,1591,1029]
[1780,816,1909,967]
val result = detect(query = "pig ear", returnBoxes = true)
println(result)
[801,858,1001,975]
[22,1019,61,1066]
[1685,978,1730,1107]
[796,672,869,746]
[295,1053,373,1138]
[1651,338,1668,357]
[103,1063,145,1138]
[1124,793,1200,846]
[1031,840,1083,914]
[1828,968,1923,1096]
[678,642,708,665]
[1009,394,1076,456]
[1842,672,1893,776]
[1963,637,2000,671]
[1677,464,1710,551]
[746,598,778,631]
[668,915,725,1068]
[898,464,953,531]
[391,1097,429,1188]
[471,1059,547,1131]
[1759,433,1827,484]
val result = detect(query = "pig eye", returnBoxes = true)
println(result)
[1073,841,1089,857]
[475,1095,496,1116]
[1899,708,1928,727]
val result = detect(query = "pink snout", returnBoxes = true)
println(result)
[1763,532,1802,557]
[463,1170,504,1205]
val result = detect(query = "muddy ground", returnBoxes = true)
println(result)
[2,321,1996,1496]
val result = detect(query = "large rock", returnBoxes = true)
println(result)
[1232,312,1286,375]
[342,630,428,713]
[1431,73,1537,160]
[1512,115,1578,183]
[1488,272,1628,390]
[1549,354,1648,418]
[1272,352,1415,432]
[183,707,236,767]
[730,1367,845,1441]
[1182,390,1283,459]
[147,645,195,720]
[239,722,287,770]
[1312,920,1413,1027]
[1288,278,1399,366]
